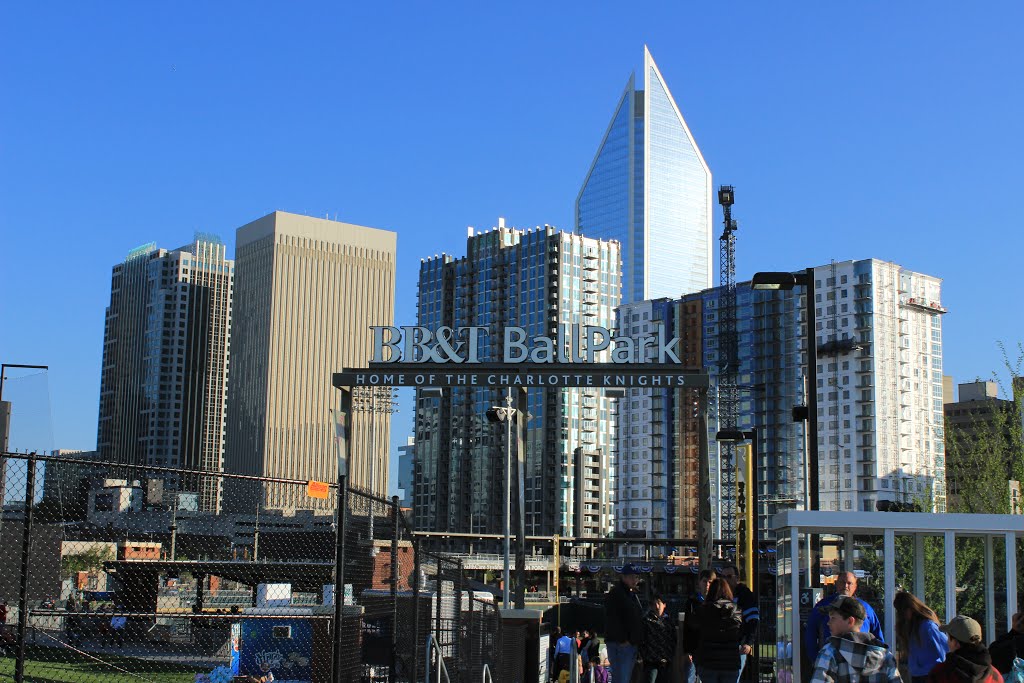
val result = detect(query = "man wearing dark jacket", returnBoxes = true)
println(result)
[606,564,646,683]
[989,613,1024,675]
[682,569,716,683]
[928,616,1003,683]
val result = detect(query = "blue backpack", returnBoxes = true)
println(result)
[1006,658,1024,683]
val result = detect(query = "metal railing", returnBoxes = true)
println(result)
[425,633,451,683]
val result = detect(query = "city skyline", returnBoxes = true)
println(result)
[2,4,1024,500]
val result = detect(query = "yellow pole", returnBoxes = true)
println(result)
[737,444,754,585]
[554,534,560,627]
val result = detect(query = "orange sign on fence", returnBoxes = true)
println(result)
[307,480,330,499]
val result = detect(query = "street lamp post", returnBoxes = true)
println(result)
[750,270,818,510]
[486,390,516,609]
[752,269,821,589]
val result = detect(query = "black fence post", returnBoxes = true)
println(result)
[466,562,475,681]
[434,558,441,652]
[334,388,352,683]
[391,495,399,683]
[333,479,348,683]
[412,536,422,683]
[455,558,464,671]
[15,453,37,683]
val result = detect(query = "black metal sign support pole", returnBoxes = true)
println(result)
[455,558,464,663]
[333,388,352,683]
[411,536,422,683]
[14,452,36,683]
[390,495,400,682]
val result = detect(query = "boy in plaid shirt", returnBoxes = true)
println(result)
[811,596,902,683]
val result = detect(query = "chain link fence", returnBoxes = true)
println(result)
[0,453,498,683]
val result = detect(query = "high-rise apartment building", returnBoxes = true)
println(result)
[96,237,233,511]
[576,46,712,304]
[615,259,947,551]
[414,222,621,538]
[225,211,396,510]
[614,299,686,546]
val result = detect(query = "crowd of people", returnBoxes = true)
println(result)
[802,570,1020,683]
[551,627,608,683]
[550,564,1024,683]
[547,563,760,683]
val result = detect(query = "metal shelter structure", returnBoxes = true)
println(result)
[774,510,1024,683]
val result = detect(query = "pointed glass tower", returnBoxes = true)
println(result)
[576,47,712,303]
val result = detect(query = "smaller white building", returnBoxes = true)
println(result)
[88,479,143,517]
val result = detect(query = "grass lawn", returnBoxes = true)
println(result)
[0,646,207,683]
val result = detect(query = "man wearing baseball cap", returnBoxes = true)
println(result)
[605,564,646,683]
[810,596,901,683]
[926,616,1002,683]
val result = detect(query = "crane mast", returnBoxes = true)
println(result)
[717,185,739,543]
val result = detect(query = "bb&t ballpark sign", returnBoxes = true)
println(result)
[372,324,681,364]
[333,324,709,389]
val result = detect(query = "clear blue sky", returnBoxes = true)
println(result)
[2,3,1023,494]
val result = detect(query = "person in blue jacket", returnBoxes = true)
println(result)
[893,591,948,683]
[804,571,885,664]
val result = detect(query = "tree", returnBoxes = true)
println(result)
[944,343,1024,514]
[61,545,114,580]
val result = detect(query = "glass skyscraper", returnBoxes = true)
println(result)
[413,222,621,539]
[97,237,233,512]
[576,46,712,304]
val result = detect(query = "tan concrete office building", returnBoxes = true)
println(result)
[225,211,396,511]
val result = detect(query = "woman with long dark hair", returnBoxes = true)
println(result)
[695,578,746,683]
[894,591,948,683]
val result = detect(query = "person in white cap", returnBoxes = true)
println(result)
[927,616,1003,683]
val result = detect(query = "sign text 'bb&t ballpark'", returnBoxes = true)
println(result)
[332,325,709,390]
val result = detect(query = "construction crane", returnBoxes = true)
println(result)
[717,185,739,547]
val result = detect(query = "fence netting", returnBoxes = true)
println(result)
[0,453,496,683]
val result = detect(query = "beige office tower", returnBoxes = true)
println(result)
[225,211,396,511]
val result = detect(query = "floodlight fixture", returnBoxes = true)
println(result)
[751,272,799,291]
[715,429,755,443]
